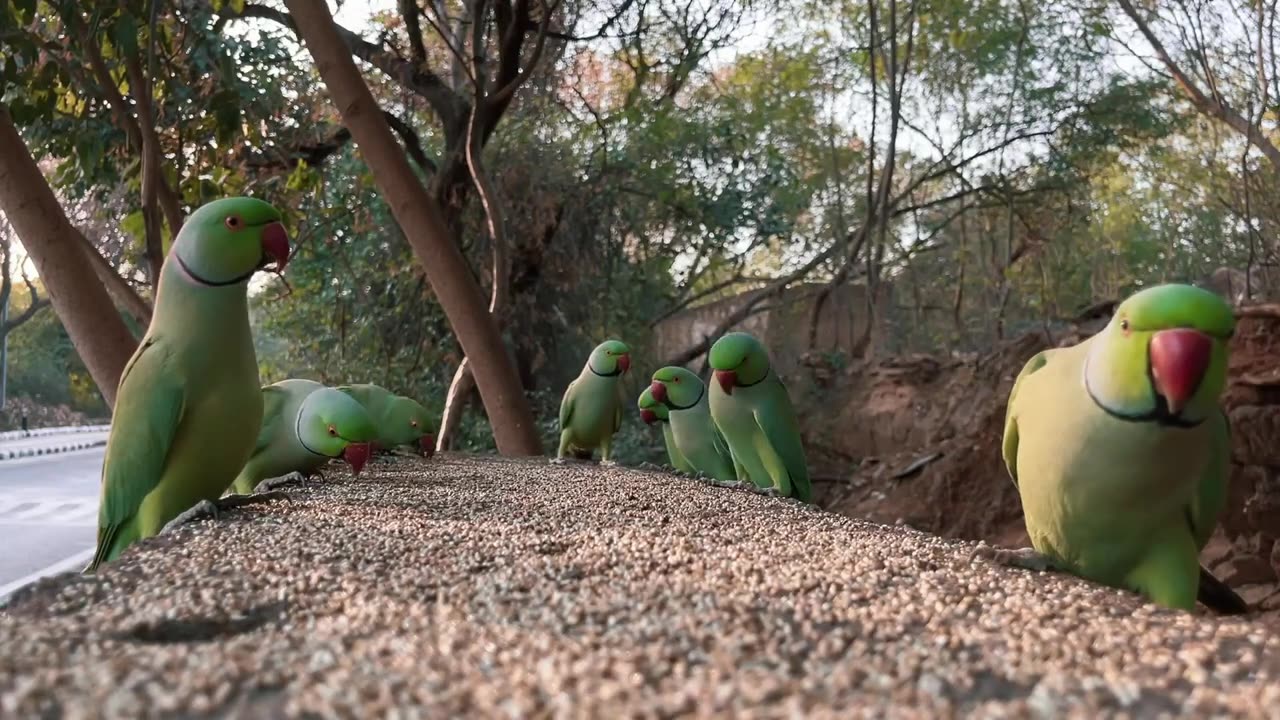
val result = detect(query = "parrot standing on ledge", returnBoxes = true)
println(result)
[996,283,1247,614]
[228,379,377,495]
[638,386,694,473]
[86,197,291,572]
[555,339,631,464]
[707,332,812,502]
[336,384,435,458]
[650,366,736,482]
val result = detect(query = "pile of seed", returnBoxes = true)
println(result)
[2,454,1278,718]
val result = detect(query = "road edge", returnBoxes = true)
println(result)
[0,438,109,461]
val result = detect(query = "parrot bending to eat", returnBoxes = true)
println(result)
[997,283,1247,614]
[650,366,736,482]
[336,383,435,457]
[86,197,291,572]
[707,332,812,502]
[555,339,631,464]
[228,379,377,495]
[638,386,695,473]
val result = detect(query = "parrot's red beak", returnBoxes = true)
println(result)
[342,442,372,476]
[649,381,667,403]
[1149,328,1212,416]
[420,433,435,458]
[639,409,658,425]
[260,222,291,273]
[618,353,631,374]
[715,369,737,395]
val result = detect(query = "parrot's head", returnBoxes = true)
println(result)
[649,366,705,410]
[171,197,291,287]
[637,387,668,425]
[587,339,631,377]
[1085,283,1234,427]
[298,388,378,476]
[386,396,436,456]
[708,332,770,396]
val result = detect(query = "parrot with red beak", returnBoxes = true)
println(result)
[638,386,694,473]
[227,379,377,495]
[650,366,736,481]
[996,283,1246,614]
[87,197,292,571]
[707,332,811,502]
[554,339,631,464]
[336,384,436,458]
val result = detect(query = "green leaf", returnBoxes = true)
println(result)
[112,12,139,61]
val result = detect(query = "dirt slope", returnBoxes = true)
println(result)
[2,456,1279,717]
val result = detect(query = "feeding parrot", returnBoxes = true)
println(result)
[336,383,436,457]
[228,379,377,495]
[997,283,1247,614]
[707,332,812,502]
[555,339,631,464]
[86,196,291,572]
[649,366,737,482]
[638,386,695,473]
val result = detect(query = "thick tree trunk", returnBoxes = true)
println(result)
[285,0,543,456]
[0,105,138,408]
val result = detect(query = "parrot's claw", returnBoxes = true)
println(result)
[600,459,618,467]
[637,461,664,472]
[258,472,309,493]
[971,545,1057,573]
[216,490,292,511]
[161,499,223,533]
[550,457,568,465]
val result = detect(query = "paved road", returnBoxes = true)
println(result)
[0,436,105,595]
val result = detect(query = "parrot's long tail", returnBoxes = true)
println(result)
[1198,565,1249,615]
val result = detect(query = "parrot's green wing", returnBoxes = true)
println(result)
[1001,350,1051,487]
[559,379,578,428]
[90,338,186,571]
[753,381,811,503]
[614,385,623,434]
[1190,410,1230,550]
[253,385,289,455]
[711,422,733,463]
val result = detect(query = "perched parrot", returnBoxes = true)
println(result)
[638,386,695,473]
[336,383,435,457]
[228,379,377,495]
[555,339,631,464]
[86,197,291,572]
[650,366,736,481]
[998,283,1247,614]
[707,332,812,502]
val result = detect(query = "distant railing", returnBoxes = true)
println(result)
[0,424,112,442]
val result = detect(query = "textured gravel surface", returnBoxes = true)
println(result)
[2,454,1280,718]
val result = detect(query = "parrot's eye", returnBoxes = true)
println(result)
[410,420,419,428]
[224,215,244,230]
[674,377,680,383]
[327,424,337,436]
[1119,319,1130,332]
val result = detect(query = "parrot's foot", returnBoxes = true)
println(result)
[550,456,568,465]
[258,472,309,493]
[600,459,618,467]
[161,500,223,533]
[162,492,293,534]
[637,461,666,473]
[971,545,1058,573]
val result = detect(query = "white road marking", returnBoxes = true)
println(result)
[0,546,97,602]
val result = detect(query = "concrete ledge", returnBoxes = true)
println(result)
[1,455,1278,716]
[0,424,111,442]
[0,438,107,461]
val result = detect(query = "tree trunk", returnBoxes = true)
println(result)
[0,105,138,408]
[285,0,543,456]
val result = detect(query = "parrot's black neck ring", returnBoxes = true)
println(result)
[1083,355,1204,430]
[587,362,623,377]
[731,366,770,390]
[665,383,706,411]
[295,410,345,458]
[173,252,257,287]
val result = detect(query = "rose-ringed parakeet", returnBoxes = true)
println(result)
[86,197,291,571]
[650,366,736,482]
[997,283,1246,614]
[707,332,812,502]
[336,383,435,457]
[555,340,631,464]
[228,379,377,495]
[638,386,695,473]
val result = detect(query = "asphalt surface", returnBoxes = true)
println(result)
[2,454,1279,717]
[0,437,104,592]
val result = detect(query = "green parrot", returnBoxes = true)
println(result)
[638,386,695,473]
[228,379,377,495]
[998,283,1246,614]
[336,383,435,457]
[707,332,812,502]
[555,339,631,464]
[649,366,736,481]
[87,197,291,571]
